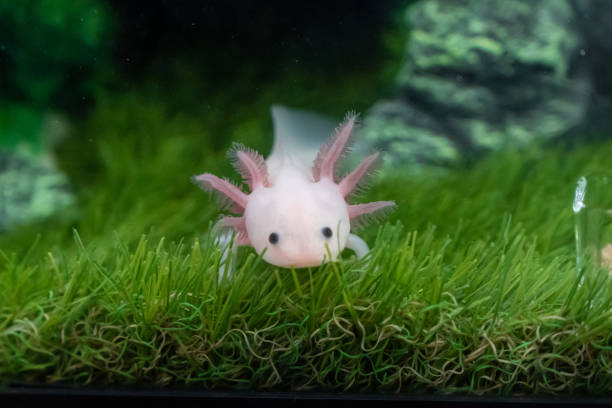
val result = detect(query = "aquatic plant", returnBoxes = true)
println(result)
[0,95,610,394]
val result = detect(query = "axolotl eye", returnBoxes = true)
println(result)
[269,232,279,244]
[322,227,333,239]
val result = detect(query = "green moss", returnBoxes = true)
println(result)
[0,91,610,394]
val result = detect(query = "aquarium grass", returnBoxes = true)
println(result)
[0,95,611,396]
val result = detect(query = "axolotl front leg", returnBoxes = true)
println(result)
[346,233,370,259]
[214,230,238,280]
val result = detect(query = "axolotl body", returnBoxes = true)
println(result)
[193,105,395,268]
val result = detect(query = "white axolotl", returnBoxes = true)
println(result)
[193,105,395,270]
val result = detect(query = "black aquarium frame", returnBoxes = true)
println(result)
[1,384,610,407]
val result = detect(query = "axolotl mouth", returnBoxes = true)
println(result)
[274,256,333,269]
[266,242,339,269]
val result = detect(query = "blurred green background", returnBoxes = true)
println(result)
[4,0,612,234]
[0,0,407,233]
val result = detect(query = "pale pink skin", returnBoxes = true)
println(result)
[194,110,395,269]
[245,173,350,267]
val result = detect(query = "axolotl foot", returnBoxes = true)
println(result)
[214,231,238,281]
[346,233,369,259]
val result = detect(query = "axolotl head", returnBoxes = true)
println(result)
[245,177,350,267]
[193,113,395,268]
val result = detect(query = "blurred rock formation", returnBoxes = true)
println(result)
[0,150,74,232]
[0,0,113,231]
[361,0,612,169]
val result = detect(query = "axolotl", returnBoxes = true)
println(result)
[193,105,395,269]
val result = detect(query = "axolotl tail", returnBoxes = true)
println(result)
[266,105,338,182]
